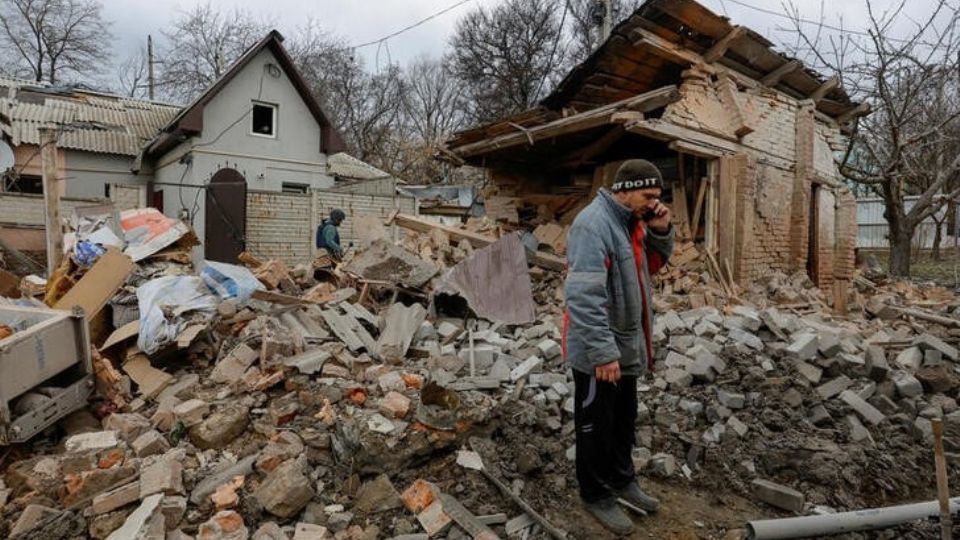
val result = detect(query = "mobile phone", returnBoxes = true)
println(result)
[642,209,656,222]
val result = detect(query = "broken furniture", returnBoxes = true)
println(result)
[0,305,93,444]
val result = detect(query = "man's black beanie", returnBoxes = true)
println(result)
[609,159,663,192]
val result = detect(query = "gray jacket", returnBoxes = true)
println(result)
[563,189,675,376]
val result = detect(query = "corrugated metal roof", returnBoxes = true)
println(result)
[327,152,392,181]
[0,80,180,156]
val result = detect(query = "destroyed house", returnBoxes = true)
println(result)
[444,0,867,293]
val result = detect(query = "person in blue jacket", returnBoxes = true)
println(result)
[316,209,346,261]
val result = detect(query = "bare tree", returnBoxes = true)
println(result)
[783,1,960,277]
[115,44,148,98]
[449,0,569,123]
[0,0,112,84]
[157,2,272,103]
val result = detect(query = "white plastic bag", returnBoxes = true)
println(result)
[200,261,264,303]
[137,276,218,354]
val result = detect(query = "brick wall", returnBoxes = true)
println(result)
[245,189,417,267]
[665,74,854,287]
[110,184,145,211]
[0,193,112,226]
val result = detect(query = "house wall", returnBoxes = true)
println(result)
[63,150,147,199]
[245,189,417,266]
[662,69,857,290]
[152,47,335,255]
[0,192,111,226]
[329,177,397,196]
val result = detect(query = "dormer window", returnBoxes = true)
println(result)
[251,102,276,137]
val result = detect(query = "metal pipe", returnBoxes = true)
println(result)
[747,498,960,540]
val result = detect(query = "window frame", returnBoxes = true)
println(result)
[250,101,278,139]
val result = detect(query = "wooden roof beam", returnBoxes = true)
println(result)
[717,74,753,138]
[626,118,740,154]
[630,27,707,68]
[836,102,871,125]
[450,86,680,158]
[761,59,802,87]
[809,75,841,103]
[703,26,747,63]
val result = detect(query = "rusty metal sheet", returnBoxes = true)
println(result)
[434,233,536,325]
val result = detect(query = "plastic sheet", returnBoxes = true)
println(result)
[200,261,264,303]
[136,276,218,354]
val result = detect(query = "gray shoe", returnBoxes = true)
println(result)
[584,497,635,535]
[617,482,660,513]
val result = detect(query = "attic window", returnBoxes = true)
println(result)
[251,102,276,138]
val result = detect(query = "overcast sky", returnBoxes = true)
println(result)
[103,0,943,70]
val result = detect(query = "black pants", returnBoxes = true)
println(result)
[573,369,638,503]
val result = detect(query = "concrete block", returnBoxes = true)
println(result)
[161,496,187,531]
[65,431,119,454]
[293,522,331,539]
[537,338,561,359]
[189,406,249,450]
[794,361,823,385]
[693,320,720,337]
[140,455,184,498]
[728,328,763,350]
[865,346,891,381]
[132,430,170,458]
[510,356,543,382]
[417,499,452,537]
[660,311,687,333]
[726,415,749,437]
[816,376,852,400]
[457,345,499,371]
[913,334,959,361]
[817,332,842,357]
[892,371,924,398]
[808,404,831,426]
[717,389,746,409]
[786,334,818,361]
[924,349,944,367]
[686,357,716,382]
[679,399,703,416]
[870,394,899,416]
[731,306,762,330]
[172,399,209,428]
[664,368,693,389]
[895,347,923,371]
[840,390,886,425]
[648,453,676,477]
[92,481,140,515]
[353,474,402,514]
[752,479,805,512]
[846,415,873,444]
[664,351,692,369]
[255,459,315,518]
[103,413,152,443]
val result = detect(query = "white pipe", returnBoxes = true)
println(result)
[747,498,960,539]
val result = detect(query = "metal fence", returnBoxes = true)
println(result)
[856,196,948,249]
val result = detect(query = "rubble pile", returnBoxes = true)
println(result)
[2,206,960,539]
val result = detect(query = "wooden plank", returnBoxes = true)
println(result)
[809,75,840,103]
[690,177,708,238]
[123,353,172,400]
[716,156,740,279]
[40,128,62,276]
[837,102,871,125]
[703,26,746,63]
[54,249,135,320]
[761,59,802,87]
[452,86,679,158]
[627,119,740,154]
[716,74,753,138]
[393,214,566,271]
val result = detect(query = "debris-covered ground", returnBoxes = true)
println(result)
[0,208,958,539]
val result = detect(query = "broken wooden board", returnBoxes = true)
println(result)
[54,249,135,320]
[101,321,140,352]
[377,303,427,363]
[176,324,206,349]
[392,214,565,271]
[123,353,172,400]
[252,289,312,305]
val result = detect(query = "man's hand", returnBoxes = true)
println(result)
[647,201,672,233]
[595,360,621,383]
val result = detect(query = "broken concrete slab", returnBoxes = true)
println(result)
[895,347,923,371]
[140,454,185,498]
[345,239,439,288]
[92,480,140,515]
[913,333,959,361]
[786,334,818,360]
[354,474,403,514]
[892,371,924,398]
[840,390,886,425]
[816,376,852,400]
[65,431,119,454]
[189,405,249,450]
[510,356,543,382]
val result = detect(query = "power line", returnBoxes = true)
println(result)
[533,0,570,101]
[352,0,475,49]
[718,0,947,47]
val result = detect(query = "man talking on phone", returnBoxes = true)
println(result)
[562,159,674,534]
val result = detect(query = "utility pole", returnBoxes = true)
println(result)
[147,34,155,100]
[600,0,613,42]
[40,127,63,276]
